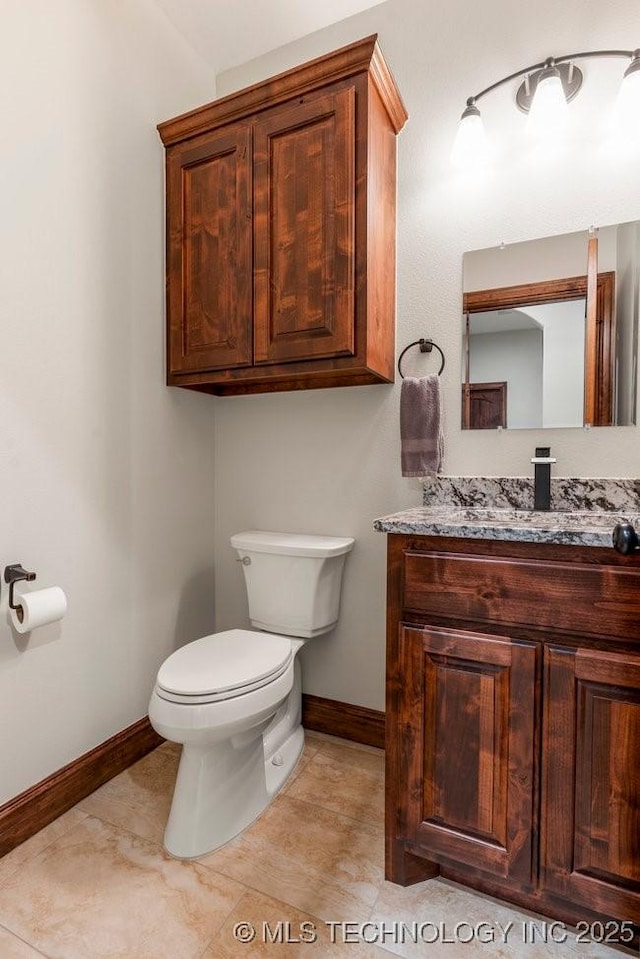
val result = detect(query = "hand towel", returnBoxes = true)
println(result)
[400,374,444,477]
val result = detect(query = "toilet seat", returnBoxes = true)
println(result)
[155,629,292,705]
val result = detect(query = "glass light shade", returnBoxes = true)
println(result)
[527,71,569,136]
[613,59,640,138]
[451,110,487,169]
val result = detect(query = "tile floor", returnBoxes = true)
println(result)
[0,732,628,958]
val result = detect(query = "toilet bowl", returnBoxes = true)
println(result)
[149,530,354,859]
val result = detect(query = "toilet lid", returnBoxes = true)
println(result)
[156,629,292,700]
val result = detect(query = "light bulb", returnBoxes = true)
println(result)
[613,51,640,140]
[451,100,487,170]
[527,62,569,136]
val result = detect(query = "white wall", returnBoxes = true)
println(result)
[213,0,640,712]
[526,302,585,428]
[0,1,218,804]
[469,329,543,428]
[464,225,617,291]
[616,221,640,425]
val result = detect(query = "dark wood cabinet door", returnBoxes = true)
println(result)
[166,124,253,374]
[462,382,507,429]
[398,625,536,883]
[541,646,640,921]
[253,87,356,365]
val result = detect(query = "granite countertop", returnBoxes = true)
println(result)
[373,505,640,548]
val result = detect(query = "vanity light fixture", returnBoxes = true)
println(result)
[452,48,640,168]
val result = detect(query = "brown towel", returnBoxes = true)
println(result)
[400,374,444,477]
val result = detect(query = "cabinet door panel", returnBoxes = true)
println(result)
[253,88,355,365]
[541,647,640,920]
[399,626,536,883]
[167,125,252,374]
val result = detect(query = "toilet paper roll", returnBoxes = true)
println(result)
[10,586,67,634]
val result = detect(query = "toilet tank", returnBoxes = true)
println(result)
[230,531,354,638]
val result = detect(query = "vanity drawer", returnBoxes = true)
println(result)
[402,550,640,640]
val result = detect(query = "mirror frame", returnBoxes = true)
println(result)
[462,270,615,428]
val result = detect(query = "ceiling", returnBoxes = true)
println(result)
[152,0,387,76]
[472,309,542,335]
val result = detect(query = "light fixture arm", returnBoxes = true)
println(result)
[468,49,639,107]
[452,46,640,169]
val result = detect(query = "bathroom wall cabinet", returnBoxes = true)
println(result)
[385,534,640,937]
[158,36,407,396]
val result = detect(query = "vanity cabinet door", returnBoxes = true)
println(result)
[541,646,640,921]
[398,625,536,884]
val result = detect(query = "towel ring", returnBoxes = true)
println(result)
[397,339,445,379]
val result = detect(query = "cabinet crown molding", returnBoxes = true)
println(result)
[158,34,408,146]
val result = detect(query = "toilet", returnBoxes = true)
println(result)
[148,530,354,859]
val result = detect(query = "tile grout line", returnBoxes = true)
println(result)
[194,884,249,959]
[73,804,168,846]
[194,850,385,931]
[62,810,166,854]
[307,735,384,758]
[279,790,383,830]
[67,811,295,949]
[0,811,90,880]
[362,883,399,958]
[0,920,53,959]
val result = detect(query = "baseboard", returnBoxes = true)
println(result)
[0,717,163,859]
[0,699,382,860]
[302,693,385,750]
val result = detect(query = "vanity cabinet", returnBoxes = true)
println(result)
[386,534,640,934]
[158,36,407,396]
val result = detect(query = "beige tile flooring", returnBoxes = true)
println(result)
[0,732,626,958]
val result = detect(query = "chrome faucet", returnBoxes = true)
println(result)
[531,447,556,511]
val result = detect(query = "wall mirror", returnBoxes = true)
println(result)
[462,220,640,429]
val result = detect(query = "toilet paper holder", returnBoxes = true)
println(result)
[4,564,37,611]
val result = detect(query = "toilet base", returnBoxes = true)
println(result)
[163,661,305,859]
[164,723,304,860]
[264,723,304,796]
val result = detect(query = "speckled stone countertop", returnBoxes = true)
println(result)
[373,505,640,548]
[374,477,640,548]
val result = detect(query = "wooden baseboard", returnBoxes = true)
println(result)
[302,693,385,750]
[0,717,163,859]
[0,697,382,860]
